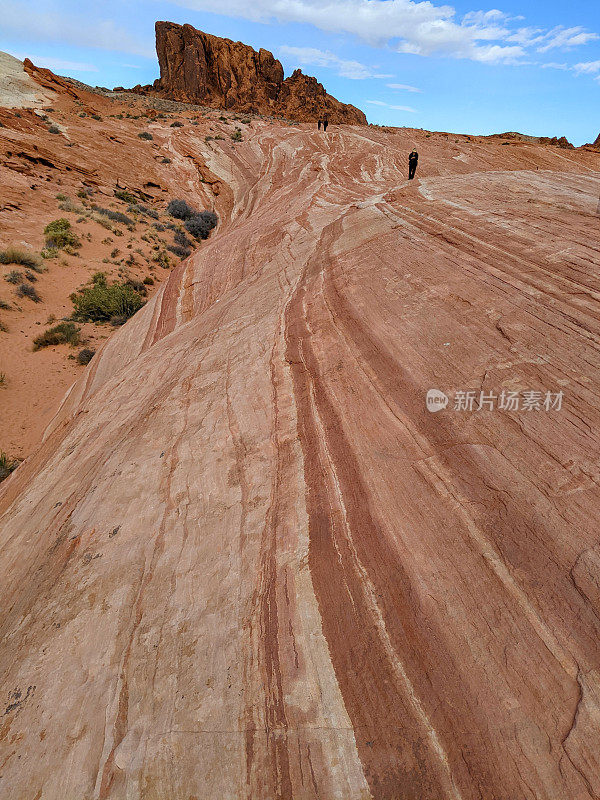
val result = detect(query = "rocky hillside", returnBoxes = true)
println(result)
[129,21,367,124]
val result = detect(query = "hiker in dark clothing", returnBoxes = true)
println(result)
[408,149,418,180]
[323,114,329,132]
[317,118,322,130]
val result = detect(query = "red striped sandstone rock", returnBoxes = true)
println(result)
[1,118,600,799]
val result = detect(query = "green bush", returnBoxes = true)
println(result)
[0,246,43,271]
[0,451,20,483]
[71,274,145,322]
[231,128,242,142]
[138,131,153,141]
[48,124,60,134]
[44,218,80,250]
[33,321,80,350]
[114,188,137,204]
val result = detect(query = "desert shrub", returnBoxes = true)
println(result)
[71,274,144,322]
[184,211,218,241]
[167,244,192,259]
[170,120,183,128]
[24,271,38,282]
[91,206,134,226]
[33,321,80,350]
[219,115,228,122]
[138,131,153,140]
[41,247,59,259]
[125,278,147,296]
[16,283,41,302]
[241,118,251,124]
[44,218,80,249]
[153,223,166,232]
[76,348,95,365]
[114,188,138,203]
[5,270,23,285]
[174,229,193,248]
[231,128,242,142]
[0,300,11,310]
[161,157,171,164]
[91,114,102,121]
[128,203,158,220]
[0,319,8,332]
[56,192,68,201]
[0,452,20,483]
[0,246,43,270]
[143,276,154,285]
[48,124,60,134]
[153,250,171,269]
[0,372,5,386]
[58,197,85,214]
[167,199,196,220]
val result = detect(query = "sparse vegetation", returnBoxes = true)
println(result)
[77,348,96,365]
[33,321,80,350]
[143,276,154,285]
[170,120,183,128]
[0,372,6,387]
[71,273,145,322]
[138,131,153,141]
[0,246,44,271]
[5,270,23,285]
[0,320,8,333]
[44,218,81,250]
[114,188,137,204]
[0,452,20,483]
[48,124,60,134]
[91,206,134,226]
[16,283,42,302]
[0,300,11,310]
[231,128,243,142]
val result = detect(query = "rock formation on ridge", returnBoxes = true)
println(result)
[130,21,367,124]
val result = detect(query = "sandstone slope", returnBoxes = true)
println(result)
[1,66,600,800]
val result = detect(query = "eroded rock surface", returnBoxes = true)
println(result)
[1,92,600,800]
[134,21,367,124]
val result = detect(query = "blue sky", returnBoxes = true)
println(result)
[1,0,598,144]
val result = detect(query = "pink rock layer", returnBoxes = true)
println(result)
[1,121,600,800]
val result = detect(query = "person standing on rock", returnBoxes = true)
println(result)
[323,114,329,132]
[408,149,419,180]
[317,118,322,130]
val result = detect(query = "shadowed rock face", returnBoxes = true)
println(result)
[2,62,600,799]
[147,20,367,124]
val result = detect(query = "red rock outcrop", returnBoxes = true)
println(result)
[2,102,600,798]
[135,21,367,124]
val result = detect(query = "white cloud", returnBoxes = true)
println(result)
[541,62,568,70]
[2,1,154,58]
[8,53,99,72]
[573,60,600,75]
[367,99,417,112]
[387,83,422,92]
[169,0,598,66]
[537,27,598,53]
[279,45,383,79]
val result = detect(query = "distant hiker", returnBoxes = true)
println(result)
[317,118,322,130]
[408,149,419,180]
[323,114,329,132]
